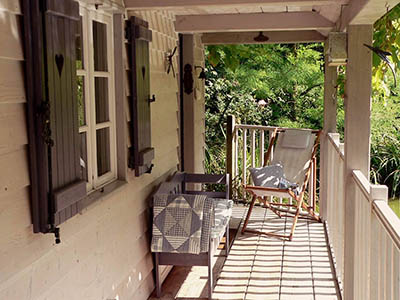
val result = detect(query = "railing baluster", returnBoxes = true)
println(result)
[250,129,256,168]
[234,127,239,198]
[260,130,265,167]
[268,129,275,204]
[243,129,247,187]
[386,237,393,300]
[226,115,236,199]
[308,161,313,211]
[393,249,399,300]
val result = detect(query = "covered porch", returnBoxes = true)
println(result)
[124,0,400,299]
[149,205,340,299]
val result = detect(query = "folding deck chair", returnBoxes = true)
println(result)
[241,128,321,241]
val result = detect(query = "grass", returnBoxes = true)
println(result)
[389,198,400,218]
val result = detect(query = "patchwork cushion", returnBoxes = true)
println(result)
[211,199,233,240]
[249,164,284,187]
[200,197,213,252]
[151,193,207,254]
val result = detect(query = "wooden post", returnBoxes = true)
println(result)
[343,25,373,300]
[320,39,338,221]
[226,115,236,199]
[182,34,195,174]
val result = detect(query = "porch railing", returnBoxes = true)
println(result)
[351,170,400,300]
[325,133,345,283]
[324,132,400,300]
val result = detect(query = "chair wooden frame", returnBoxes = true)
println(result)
[241,128,321,241]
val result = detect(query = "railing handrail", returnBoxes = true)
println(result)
[327,132,345,160]
[235,123,320,134]
[352,170,371,201]
[373,201,400,250]
[352,170,400,251]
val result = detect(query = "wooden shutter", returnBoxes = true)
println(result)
[23,0,85,236]
[126,16,155,177]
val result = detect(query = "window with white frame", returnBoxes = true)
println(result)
[76,5,117,191]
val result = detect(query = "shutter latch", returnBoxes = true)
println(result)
[149,95,156,103]
[49,225,61,244]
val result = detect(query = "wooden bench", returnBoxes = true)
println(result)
[152,172,231,299]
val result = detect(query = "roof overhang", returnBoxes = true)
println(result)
[125,0,397,44]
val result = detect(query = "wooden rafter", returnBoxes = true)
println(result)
[202,30,326,45]
[339,0,399,30]
[175,12,334,33]
[125,0,347,10]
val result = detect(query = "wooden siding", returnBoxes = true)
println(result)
[0,3,180,300]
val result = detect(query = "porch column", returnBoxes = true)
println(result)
[320,40,338,221]
[343,25,373,299]
[181,34,206,175]
[182,34,196,173]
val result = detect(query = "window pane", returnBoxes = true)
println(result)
[76,16,84,69]
[80,132,88,182]
[77,76,86,126]
[96,128,110,176]
[94,77,109,123]
[92,20,108,72]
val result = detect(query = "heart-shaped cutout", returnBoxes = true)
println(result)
[55,54,64,76]
[142,66,146,79]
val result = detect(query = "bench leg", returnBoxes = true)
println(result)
[208,250,213,299]
[225,223,230,256]
[155,253,161,298]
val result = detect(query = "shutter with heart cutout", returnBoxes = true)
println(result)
[126,16,155,177]
[23,0,86,237]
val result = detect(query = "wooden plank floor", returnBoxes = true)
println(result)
[148,205,341,300]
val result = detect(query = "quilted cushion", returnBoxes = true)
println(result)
[151,193,208,254]
[211,199,233,240]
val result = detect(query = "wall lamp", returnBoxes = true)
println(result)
[195,66,206,80]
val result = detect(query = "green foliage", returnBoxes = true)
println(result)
[370,96,400,197]
[205,6,400,199]
[204,43,325,176]
[372,3,400,101]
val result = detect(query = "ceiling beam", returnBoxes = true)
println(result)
[125,0,348,10]
[339,0,399,30]
[202,30,326,44]
[175,12,335,33]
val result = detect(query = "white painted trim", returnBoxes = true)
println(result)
[125,0,347,10]
[202,30,326,45]
[77,0,124,14]
[175,12,334,33]
[79,4,117,192]
[79,6,94,190]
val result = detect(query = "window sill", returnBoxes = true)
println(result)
[78,179,127,213]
